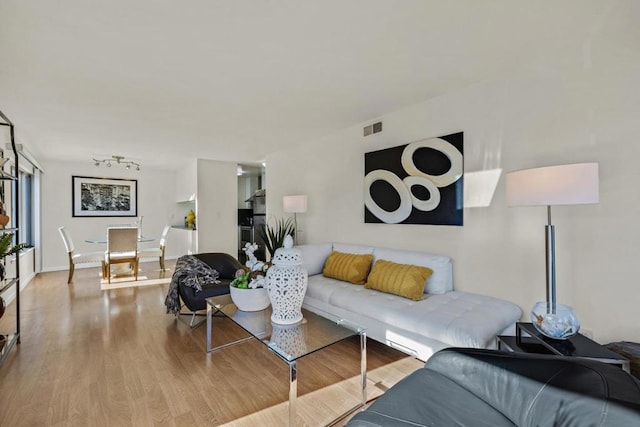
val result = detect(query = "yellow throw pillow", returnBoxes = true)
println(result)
[323,251,373,285]
[365,259,433,301]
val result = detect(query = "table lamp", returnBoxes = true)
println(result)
[506,162,599,339]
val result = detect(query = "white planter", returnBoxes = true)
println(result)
[229,286,270,312]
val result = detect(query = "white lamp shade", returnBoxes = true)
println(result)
[283,195,307,213]
[506,163,599,207]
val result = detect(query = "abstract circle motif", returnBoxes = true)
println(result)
[403,175,440,212]
[400,138,463,187]
[364,169,412,224]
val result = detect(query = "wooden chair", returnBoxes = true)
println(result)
[138,225,170,271]
[58,226,106,284]
[104,227,139,284]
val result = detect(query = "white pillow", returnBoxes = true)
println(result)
[332,242,375,255]
[296,242,333,276]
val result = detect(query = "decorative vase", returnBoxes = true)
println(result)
[186,209,196,229]
[229,286,270,312]
[266,235,308,325]
[530,301,580,340]
[0,214,9,229]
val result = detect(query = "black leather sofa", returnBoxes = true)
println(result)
[177,252,243,313]
[348,347,640,426]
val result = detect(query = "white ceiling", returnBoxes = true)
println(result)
[0,0,629,170]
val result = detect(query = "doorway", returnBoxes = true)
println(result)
[237,163,266,263]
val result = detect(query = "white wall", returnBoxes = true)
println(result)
[175,159,197,202]
[266,41,640,344]
[41,159,180,271]
[196,159,238,255]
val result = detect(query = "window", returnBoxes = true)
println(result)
[11,169,34,246]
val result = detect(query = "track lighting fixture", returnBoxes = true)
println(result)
[92,155,140,171]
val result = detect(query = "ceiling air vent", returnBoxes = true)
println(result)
[363,121,382,137]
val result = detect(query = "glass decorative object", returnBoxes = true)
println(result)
[530,301,580,340]
[266,235,308,325]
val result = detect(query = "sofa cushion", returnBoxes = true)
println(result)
[323,251,373,285]
[332,242,374,255]
[365,259,433,301]
[372,247,453,294]
[309,275,521,348]
[297,242,333,275]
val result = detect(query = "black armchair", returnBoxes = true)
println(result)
[177,252,243,327]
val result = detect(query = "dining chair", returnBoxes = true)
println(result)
[135,216,143,238]
[58,226,107,284]
[138,225,170,271]
[104,227,139,284]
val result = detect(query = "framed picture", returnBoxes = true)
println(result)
[364,132,464,226]
[72,176,138,217]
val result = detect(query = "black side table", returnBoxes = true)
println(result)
[497,322,630,373]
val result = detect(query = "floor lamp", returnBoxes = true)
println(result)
[283,195,307,245]
[506,162,599,339]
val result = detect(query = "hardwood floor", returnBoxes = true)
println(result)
[0,261,421,426]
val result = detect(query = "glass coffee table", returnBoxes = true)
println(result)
[206,294,367,426]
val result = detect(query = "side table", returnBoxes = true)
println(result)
[497,322,630,373]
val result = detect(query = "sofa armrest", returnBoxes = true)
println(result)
[425,348,640,426]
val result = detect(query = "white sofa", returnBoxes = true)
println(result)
[298,242,522,361]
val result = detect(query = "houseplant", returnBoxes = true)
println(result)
[0,232,32,281]
[257,216,296,259]
[229,242,270,311]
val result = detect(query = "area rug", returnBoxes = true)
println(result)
[100,273,172,290]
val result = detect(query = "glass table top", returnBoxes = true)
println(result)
[207,294,364,362]
[85,235,155,244]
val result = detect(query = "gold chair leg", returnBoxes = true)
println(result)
[134,260,139,281]
[68,262,74,284]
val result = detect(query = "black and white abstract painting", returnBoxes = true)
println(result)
[364,132,463,225]
[72,176,138,217]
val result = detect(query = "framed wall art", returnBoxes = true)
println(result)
[364,132,463,226]
[72,176,138,217]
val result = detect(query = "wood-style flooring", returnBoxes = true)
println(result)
[0,261,421,426]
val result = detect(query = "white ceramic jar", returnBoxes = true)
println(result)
[266,235,308,324]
